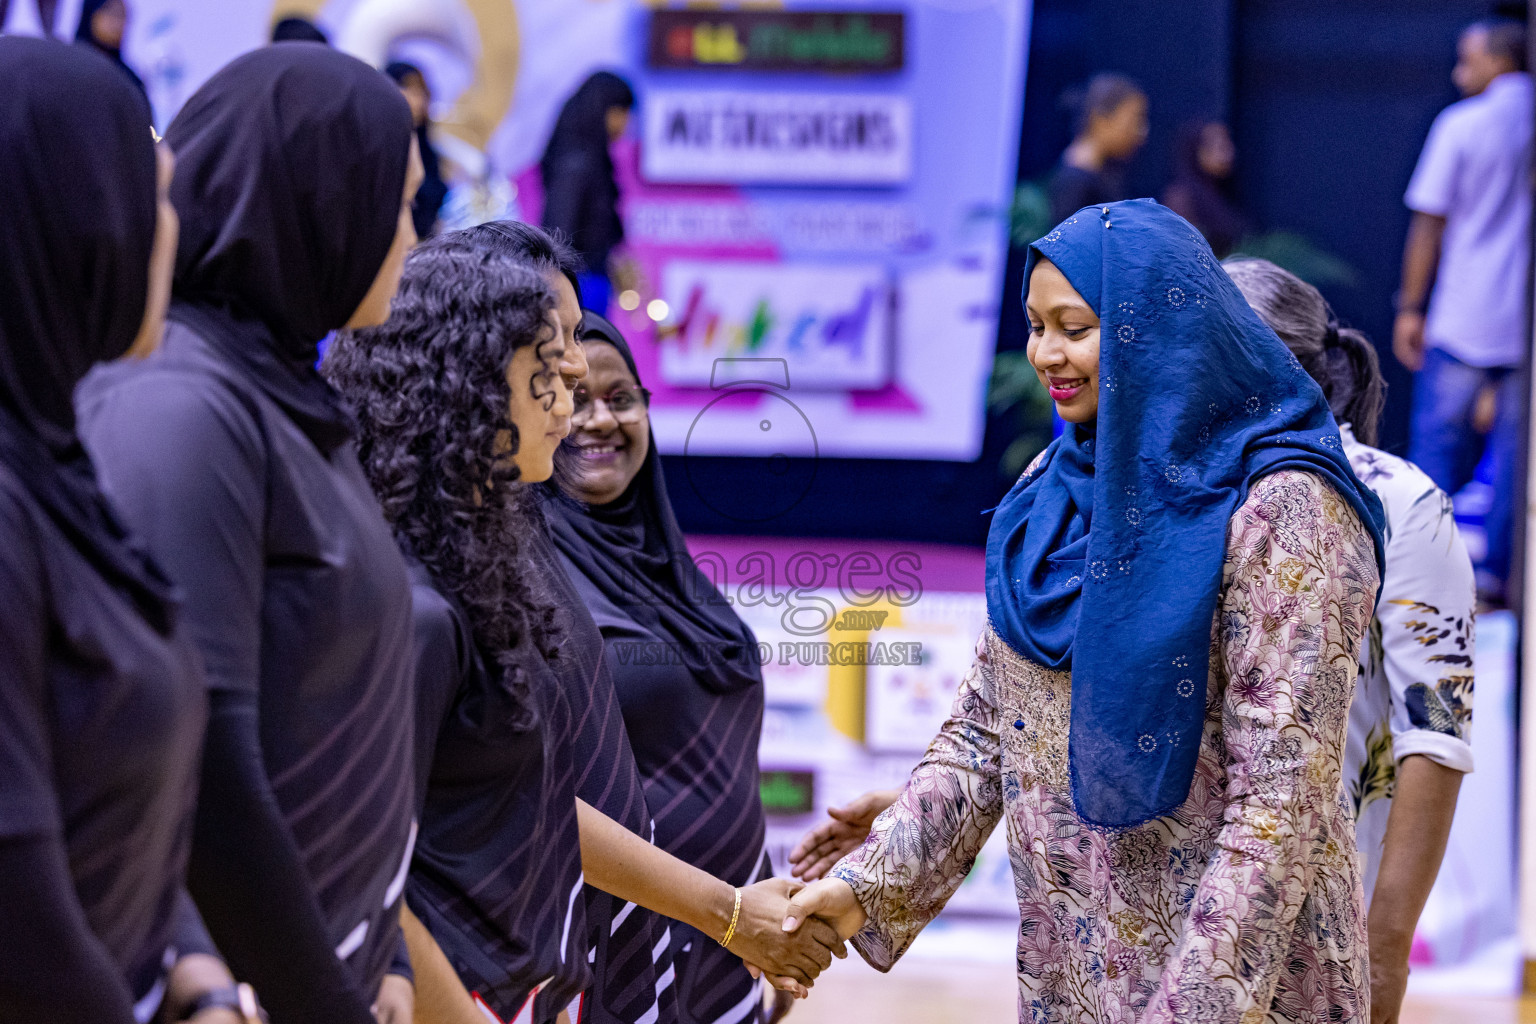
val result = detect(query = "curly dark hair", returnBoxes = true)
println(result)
[415,220,590,498]
[417,219,585,299]
[324,248,564,727]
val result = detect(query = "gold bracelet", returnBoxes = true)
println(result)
[719,887,743,949]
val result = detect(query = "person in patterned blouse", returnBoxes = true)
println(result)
[783,201,1389,1024]
[1226,258,1473,1024]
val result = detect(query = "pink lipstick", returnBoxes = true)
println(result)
[1047,376,1087,401]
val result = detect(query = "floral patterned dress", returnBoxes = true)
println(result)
[1340,424,1474,898]
[831,470,1381,1023]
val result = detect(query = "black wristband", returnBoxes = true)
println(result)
[178,982,265,1022]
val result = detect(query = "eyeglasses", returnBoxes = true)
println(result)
[572,383,651,424]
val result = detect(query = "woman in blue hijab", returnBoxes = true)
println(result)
[785,200,1386,1023]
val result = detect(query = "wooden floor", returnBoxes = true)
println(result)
[784,955,1536,1023]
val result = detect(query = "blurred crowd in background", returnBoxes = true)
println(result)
[1021,18,1530,608]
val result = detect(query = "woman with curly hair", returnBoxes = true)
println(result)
[328,241,842,1024]
[327,249,587,1024]
[418,221,678,1024]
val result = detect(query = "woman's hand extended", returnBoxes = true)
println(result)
[788,790,899,881]
[727,877,847,989]
[782,878,868,943]
[372,974,414,1024]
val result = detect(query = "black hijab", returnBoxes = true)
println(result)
[0,36,173,630]
[384,61,447,239]
[75,0,147,96]
[165,43,413,452]
[539,71,632,187]
[271,16,329,44]
[544,313,760,694]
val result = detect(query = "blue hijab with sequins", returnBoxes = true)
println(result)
[987,200,1385,828]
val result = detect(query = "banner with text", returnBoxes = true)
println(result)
[642,90,913,186]
[67,0,1030,461]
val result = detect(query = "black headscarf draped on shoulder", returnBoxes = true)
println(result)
[76,0,147,96]
[540,71,633,183]
[384,61,448,239]
[543,313,760,694]
[0,36,173,630]
[165,43,413,451]
[538,72,633,268]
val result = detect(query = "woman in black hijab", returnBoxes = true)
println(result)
[78,44,425,1024]
[384,61,448,239]
[0,36,252,1024]
[76,0,147,97]
[1161,120,1249,258]
[541,72,635,313]
[545,314,774,1024]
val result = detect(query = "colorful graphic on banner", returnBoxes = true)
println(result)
[658,261,891,392]
[647,9,907,73]
[865,626,976,751]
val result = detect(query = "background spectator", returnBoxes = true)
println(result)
[1047,72,1147,223]
[270,14,327,44]
[76,0,144,96]
[385,61,448,239]
[540,71,635,315]
[1162,119,1248,257]
[1394,17,1530,605]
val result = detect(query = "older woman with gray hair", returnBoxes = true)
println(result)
[1225,257,1475,1024]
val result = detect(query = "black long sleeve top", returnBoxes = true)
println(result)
[405,560,591,1021]
[78,317,418,1024]
[0,466,207,1023]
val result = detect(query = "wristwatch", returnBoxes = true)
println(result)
[177,982,266,1023]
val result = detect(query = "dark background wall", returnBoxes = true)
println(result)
[667,0,1514,545]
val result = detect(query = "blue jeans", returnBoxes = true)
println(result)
[1408,346,1521,591]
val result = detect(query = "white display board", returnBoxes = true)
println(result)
[865,625,978,752]
[641,89,913,186]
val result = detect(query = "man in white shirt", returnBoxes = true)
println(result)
[1395,19,1531,604]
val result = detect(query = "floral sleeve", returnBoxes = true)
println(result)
[829,631,1005,971]
[1376,483,1475,770]
[1146,472,1379,1021]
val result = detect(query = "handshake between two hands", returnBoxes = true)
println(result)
[732,788,900,1000]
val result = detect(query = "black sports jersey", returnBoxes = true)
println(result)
[0,469,207,1017]
[80,317,418,1019]
[406,560,591,1022]
[558,554,768,1024]
[527,525,679,1024]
